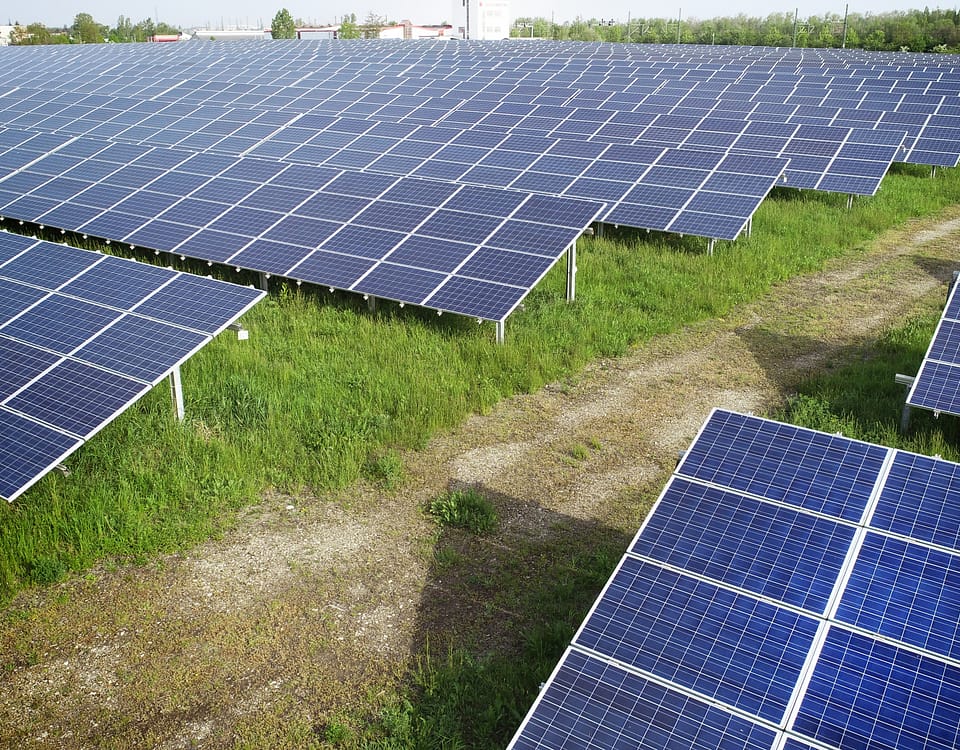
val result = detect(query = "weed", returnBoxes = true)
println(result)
[568,443,590,460]
[428,488,498,535]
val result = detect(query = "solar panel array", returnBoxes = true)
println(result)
[510,408,960,750]
[907,276,960,417]
[0,41,955,324]
[0,231,265,501]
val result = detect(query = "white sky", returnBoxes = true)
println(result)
[7,1,948,30]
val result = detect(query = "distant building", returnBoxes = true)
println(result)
[0,25,15,45]
[295,27,339,40]
[379,21,456,39]
[188,28,270,41]
[451,0,511,39]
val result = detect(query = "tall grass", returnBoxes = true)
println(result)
[0,166,958,600]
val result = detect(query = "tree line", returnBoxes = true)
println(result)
[512,8,960,52]
[8,7,960,51]
[9,13,180,44]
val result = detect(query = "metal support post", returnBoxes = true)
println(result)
[595,222,604,238]
[900,403,912,432]
[932,165,938,178]
[169,365,185,422]
[707,238,715,255]
[495,320,505,344]
[895,373,915,432]
[746,217,753,238]
[846,194,854,210]
[367,295,377,312]
[566,241,577,302]
[257,272,269,291]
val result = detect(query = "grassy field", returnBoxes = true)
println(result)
[1,164,958,603]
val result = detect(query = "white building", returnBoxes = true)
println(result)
[451,0,511,40]
[0,26,15,45]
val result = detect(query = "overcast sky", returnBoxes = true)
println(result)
[8,1,944,30]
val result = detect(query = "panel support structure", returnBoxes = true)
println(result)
[170,365,185,422]
[566,241,577,303]
[495,320,505,345]
[707,238,716,255]
[257,272,269,291]
[846,194,854,210]
[367,295,377,313]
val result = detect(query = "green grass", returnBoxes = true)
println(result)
[0,166,959,603]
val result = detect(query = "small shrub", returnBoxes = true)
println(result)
[27,556,67,585]
[428,488,498,535]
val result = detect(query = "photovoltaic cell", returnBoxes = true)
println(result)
[512,649,777,750]
[872,451,960,550]
[0,235,264,501]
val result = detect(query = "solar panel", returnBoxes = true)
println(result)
[510,408,960,750]
[907,279,960,418]
[0,232,265,501]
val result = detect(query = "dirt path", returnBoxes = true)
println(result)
[2,207,959,749]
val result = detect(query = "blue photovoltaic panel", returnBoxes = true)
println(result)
[676,409,887,521]
[908,360,960,415]
[1,295,122,354]
[835,532,960,661]
[511,648,777,750]
[0,277,47,325]
[0,240,101,288]
[132,273,263,335]
[793,626,960,750]
[73,316,209,385]
[0,408,81,502]
[575,557,818,722]
[630,477,855,613]
[872,451,960,550]
[4,358,149,439]
[0,337,60,401]
[907,280,960,417]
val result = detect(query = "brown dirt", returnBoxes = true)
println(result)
[1,206,959,748]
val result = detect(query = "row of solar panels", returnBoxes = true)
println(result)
[0,87,910,197]
[0,232,264,501]
[510,407,960,750]
[1,49,957,166]
[0,128,604,322]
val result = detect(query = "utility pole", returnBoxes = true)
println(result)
[676,8,682,44]
[626,10,631,42]
[841,3,849,48]
[792,8,799,47]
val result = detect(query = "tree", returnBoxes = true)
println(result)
[339,14,360,39]
[271,8,296,39]
[72,12,106,43]
[360,11,386,38]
